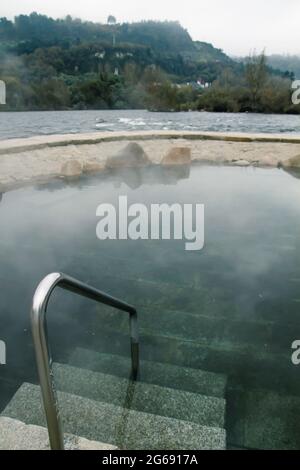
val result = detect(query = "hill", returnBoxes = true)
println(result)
[266,55,300,79]
[0,13,237,83]
[0,13,297,113]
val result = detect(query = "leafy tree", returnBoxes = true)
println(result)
[245,51,268,111]
[107,16,117,25]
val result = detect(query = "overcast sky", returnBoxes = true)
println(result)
[1,0,299,56]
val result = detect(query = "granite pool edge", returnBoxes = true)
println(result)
[1,130,300,155]
[1,131,300,192]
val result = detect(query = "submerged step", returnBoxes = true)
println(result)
[90,304,293,357]
[70,249,238,294]
[53,362,225,428]
[80,271,235,318]
[81,328,297,397]
[229,388,300,450]
[2,383,226,450]
[83,271,300,328]
[69,348,227,398]
[0,417,117,450]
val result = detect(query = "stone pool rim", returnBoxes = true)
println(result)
[1,130,300,193]
[1,130,300,155]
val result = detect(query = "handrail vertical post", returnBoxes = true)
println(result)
[30,272,139,450]
[31,277,65,450]
[129,310,139,379]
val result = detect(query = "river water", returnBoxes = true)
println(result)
[0,110,299,139]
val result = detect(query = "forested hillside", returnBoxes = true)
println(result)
[266,55,300,79]
[0,13,298,113]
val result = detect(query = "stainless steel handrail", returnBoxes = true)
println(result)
[31,272,139,450]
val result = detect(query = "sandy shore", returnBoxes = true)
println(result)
[1,131,300,191]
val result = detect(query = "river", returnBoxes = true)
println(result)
[0,110,299,139]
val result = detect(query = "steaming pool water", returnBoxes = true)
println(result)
[1,163,300,449]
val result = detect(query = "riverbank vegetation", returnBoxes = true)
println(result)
[0,13,299,114]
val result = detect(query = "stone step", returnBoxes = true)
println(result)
[227,388,300,450]
[56,249,300,319]
[67,249,238,292]
[2,383,226,450]
[53,363,225,428]
[69,348,227,398]
[74,271,300,328]
[79,329,298,397]
[90,304,294,356]
[73,271,237,319]
[0,417,117,450]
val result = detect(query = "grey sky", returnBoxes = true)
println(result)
[1,0,299,56]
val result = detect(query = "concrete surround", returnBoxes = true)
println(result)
[0,417,117,450]
[1,131,300,191]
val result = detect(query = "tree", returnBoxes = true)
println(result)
[107,16,117,25]
[107,16,117,46]
[0,17,14,40]
[245,51,268,110]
